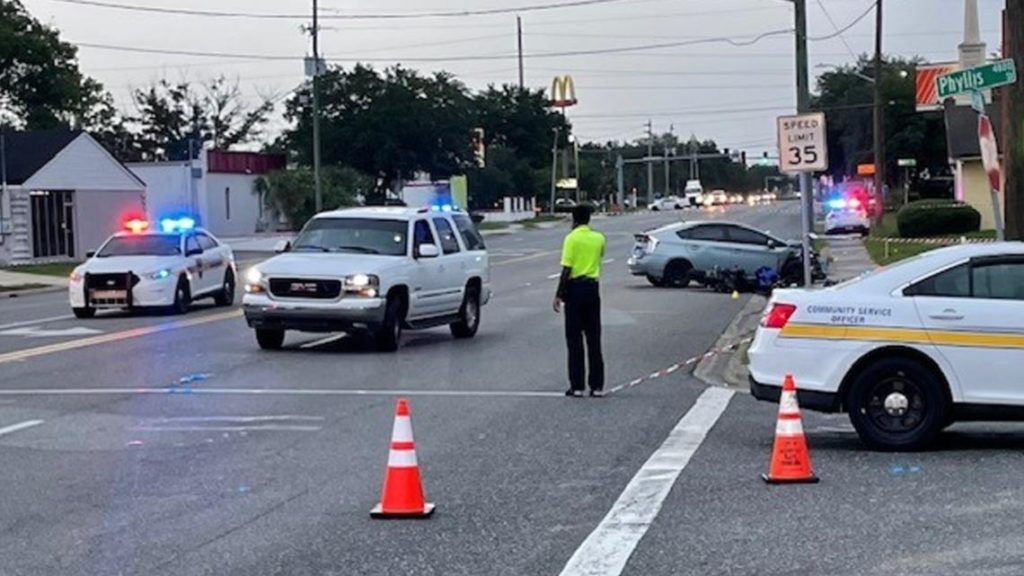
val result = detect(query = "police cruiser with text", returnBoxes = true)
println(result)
[69,218,236,318]
[749,242,1024,451]
[242,206,491,352]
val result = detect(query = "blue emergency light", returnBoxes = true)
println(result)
[160,217,196,233]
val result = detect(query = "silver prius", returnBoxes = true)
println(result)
[627,220,807,287]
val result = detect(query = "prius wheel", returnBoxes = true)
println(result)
[846,357,948,452]
[663,260,692,288]
[214,270,235,306]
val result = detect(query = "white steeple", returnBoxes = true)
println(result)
[958,0,986,68]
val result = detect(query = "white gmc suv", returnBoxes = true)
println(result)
[242,207,491,351]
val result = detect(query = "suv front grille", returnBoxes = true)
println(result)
[269,278,342,299]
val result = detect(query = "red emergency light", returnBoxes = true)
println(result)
[123,219,150,233]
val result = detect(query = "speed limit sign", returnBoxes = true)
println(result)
[777,112,828,174]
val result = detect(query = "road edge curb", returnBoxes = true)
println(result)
[694,294,767,389]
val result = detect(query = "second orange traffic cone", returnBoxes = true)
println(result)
[370,398,436,518]
[762,374,819,484]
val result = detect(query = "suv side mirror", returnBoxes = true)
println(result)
[417,244,440,258]
[273,240,291,253]
[186,247,203,257]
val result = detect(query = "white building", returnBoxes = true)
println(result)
[0,130,146,265]
[128,149,286,238]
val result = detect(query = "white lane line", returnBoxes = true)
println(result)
[0,315,75,331]
[0,388,565,398]
[547,273,562,279]
[299,334,345,349]
[0,419,45,437]
[602,258,616,264]
[133,425,322,432]
[156,415,325,423]
[558,387,734,576]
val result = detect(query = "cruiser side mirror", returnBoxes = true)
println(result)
[417,244,440,259]
[86,250,96,258]
[273,240,291,253]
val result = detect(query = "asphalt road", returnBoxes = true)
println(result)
[5,202,1017,576]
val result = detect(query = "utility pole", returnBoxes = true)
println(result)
[794,0,813,287]
[311,0,324,213]
[664,124,673,197]
[1005,2,1023,240]
[1,129,7,245]
[646,119,654,205]
[872,0,884,209]
[517,16,524,90]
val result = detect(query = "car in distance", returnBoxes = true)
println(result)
[749,242,1024,451]
[242,206,491,352]
[68,217,236,318]
[824,197,871,236]
[648,195,684,211]
[704,189,729,206]
[683,180,704,207]
[627,220,817,287]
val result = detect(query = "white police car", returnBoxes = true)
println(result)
[749,242,1024,451]
[69,218,236,318]
[824,197,871,236]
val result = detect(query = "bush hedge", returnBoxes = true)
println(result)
[896,200,981,238]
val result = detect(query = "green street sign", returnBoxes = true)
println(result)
[897,158,917,168]
[936,59,1017,99]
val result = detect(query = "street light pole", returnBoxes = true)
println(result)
[549,127,559,215]
[311,0,323,213]
[646,119,654,205]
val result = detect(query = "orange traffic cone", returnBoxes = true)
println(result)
[762,374,819,484]
[371,398,436,518]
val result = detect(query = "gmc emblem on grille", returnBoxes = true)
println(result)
[290,282,319,293]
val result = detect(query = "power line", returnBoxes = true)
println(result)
[51,0,632,20]
[72,28,796,63]
[815,0,858,58]
[806,1,877,41]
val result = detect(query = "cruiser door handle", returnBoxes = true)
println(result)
[929,314,964,321]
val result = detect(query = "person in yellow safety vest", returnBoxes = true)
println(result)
[553,204,607,398]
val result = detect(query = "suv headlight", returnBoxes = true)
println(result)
[244,267,264,293]
[343,274,379,297]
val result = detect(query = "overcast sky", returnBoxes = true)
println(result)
[22,0,1006,156]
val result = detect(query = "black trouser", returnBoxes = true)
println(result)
[564,279,604,392]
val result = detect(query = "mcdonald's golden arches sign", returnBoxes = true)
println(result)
[551,75,578,108]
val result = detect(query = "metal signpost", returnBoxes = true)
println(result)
[777,112,829,287]
[936,59,1016,241]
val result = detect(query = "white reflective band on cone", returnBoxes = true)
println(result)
[775,418,805,436]
[779,391,800,415]
[390,416,414,443]
[387,449,419,468]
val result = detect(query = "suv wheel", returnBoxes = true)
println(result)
[846,357,948,451]
[255,328,285,350]
[663,260,692,288]
[375,296,403,352]
[450,286,481,339]
[213,270,235,306]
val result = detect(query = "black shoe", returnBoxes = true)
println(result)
[565,389,584,397]
[590,390,606,398]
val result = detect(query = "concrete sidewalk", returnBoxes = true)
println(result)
[818,235,876,282]
[0,269,69,291]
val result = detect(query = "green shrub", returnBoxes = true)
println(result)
[896,200,981,238]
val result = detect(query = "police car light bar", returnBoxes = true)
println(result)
[123,219,150,233]
[159,217,196,233]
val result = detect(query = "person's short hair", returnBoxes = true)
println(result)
[572,204,592,225]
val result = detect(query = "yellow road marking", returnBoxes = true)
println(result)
[781,322,1024,350]
[0,309,242,366]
